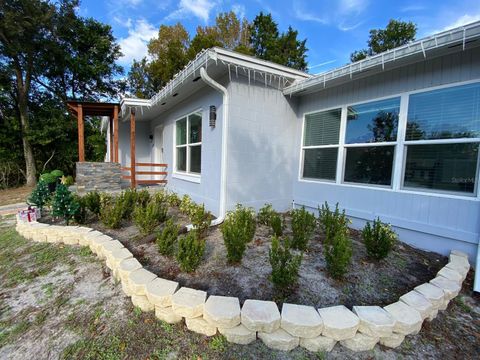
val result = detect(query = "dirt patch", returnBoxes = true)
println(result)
[41,208,445,308]
[0,186,31,207]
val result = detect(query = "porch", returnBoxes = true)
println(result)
[67,100,168,191]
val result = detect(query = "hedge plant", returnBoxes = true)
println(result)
[291,207,316,250]
[133,199,168,235]
[270,212,284,237]
[362,218,397,260]
[157,219,180,257]
[99,196,124,229]
[269,235,302,294]
[176,231,205,272]
[221,205,256,263]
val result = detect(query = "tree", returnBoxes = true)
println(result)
[0,0,122,186]
[250,12,279,60]
[351,19,417,62]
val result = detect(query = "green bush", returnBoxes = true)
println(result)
[167,192,181,207]
[362,218,397,260]
[179,194,194,216]
[291,207,316,250]
[221,205,256,263]
[157,219,179,257]
[269,236,302,294]
[52,184,80,225]
[133,199,168,235]
[136,189,151,208]
[270,212,284,237]
[121,189,137,220]
[28,180,50,210]
[176,231,205,272]
[73,194,87,224]
[99,196,124,229]
[189,204,212,238]
[50,169,64,178]
[84,191,101,216]
[319,202,352,279]
[257,203,275,226]
[61,175,74,186]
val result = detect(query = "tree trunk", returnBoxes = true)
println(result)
[18,100,37,187]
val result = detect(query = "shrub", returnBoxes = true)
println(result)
[28,180,50,210]
[269,236,302,294]
[157,219,179,256]
[52,184,80,225]
[362,218,397,260]
[324,230,352,279]
[221,205,256,263]
[61,175,74,186]
[152,190,169,205]
[190,204,212,238]
[39,173,58,192]
[167,192,181,207]
[50,169,64,178]
[99,196,124,229]
[257,203,275,226]
[133,199,168,235]
[270,212,284,237]
[121,189,137,220]
[136,189,151,208]
[291,207,316,250]
[318,202,349,243]
[179,194,194,216]
[73,194,87,224]
[176,231,205,272]
[84,191,101,216]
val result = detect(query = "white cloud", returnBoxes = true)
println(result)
[339,0,368,15]
[232,4,246,19]
[438,13,480,32]
[400,4,426,12]
[166,0,217,23]
[118,19,157,66]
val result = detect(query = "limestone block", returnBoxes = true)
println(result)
[400,291,434,320]
[353,306,395,338]
[300,335,336,352]
[128,268,157,296]
[145,278,179,308]
[445,262,468,281]
[241,299,281,333]
[414,283,445,310]
[185,317,217,337]
[155,306,183,324]
[108,248,133,270]
[380,332,405,348]
[121,280,133,296]
[430,276,462,300]
[171,287,207,319]
[99,240,124,260]
[203,296,241,329]
[340,332,378,352]
[89,235,113,255]
[119,258,143,284]
[258,328,299,351]
[318,305,359,341]
[437,267,463,283]
[82,230,104,247]
[451,250,468,258]
[218,324,256,345]
[383,301,423,335]
[281,303,323,339]
[132,294,154,312]
[448,254,470,272]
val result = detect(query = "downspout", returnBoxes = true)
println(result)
[185,67,229,230]
[474,234,480,292]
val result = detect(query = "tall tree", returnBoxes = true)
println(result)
[0,0,122,186]
[249,12,279,60]
[351,19,417,62]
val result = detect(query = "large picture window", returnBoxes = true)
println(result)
[302,109,341,181]
[403,83,480,194]
[343,98,400,186]
[175,111,202,174]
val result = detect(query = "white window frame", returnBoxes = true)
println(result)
[173,109,202,180]
[298,79,480,200]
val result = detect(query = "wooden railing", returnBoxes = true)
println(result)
[121,163,168,188]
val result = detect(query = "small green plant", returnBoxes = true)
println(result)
[27,180,50,210]
[157,219,179,256]
[73,194,88,224]
[84,191,101,216]
[176,231,205,272]
[133,199,168,235]
[362,218,397,260]
[120,189,137,220]
[221,205,256,263]
[50,169,64,178]
[209,335,228,351]
[269,235,302,294]
[52,184,80,225]
[179,194,194,215]
[291,207,317,250]
[61,175,74,186]
[135,189,151,207]
[257,203,275,226]
[270,212,284,237]
[189,204,212,238]
[99,196,124,229]
[167,192,181,207]
[318,202,349,242]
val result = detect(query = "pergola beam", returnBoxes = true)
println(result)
[113,105,119,163]
[77,104,85,162]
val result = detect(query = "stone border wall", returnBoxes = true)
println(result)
[15,219,470,353]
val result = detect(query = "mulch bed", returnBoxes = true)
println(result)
[40,206,448,309]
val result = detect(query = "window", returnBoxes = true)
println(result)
[343,98,400,186]
[175,111,202,174]
[302,109,341,181]
[403,83,480,194]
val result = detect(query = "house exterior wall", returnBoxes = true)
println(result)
[225,74,298,211]
[293,47,480,264]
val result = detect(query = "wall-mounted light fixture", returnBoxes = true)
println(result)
[149,134,154,142]
[209,105,217,128]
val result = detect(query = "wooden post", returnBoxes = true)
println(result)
[113,105,119,163]
[77,104,85,162]
[130,108,136,188]
[109,117,113,162]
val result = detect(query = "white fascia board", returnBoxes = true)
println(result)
[284,20,480,95]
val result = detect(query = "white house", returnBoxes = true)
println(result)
[100,22,480,277]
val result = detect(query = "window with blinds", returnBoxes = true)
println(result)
[302,109,341,181]
[175,111,202,175]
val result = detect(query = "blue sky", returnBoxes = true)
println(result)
[78,0,480,74]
